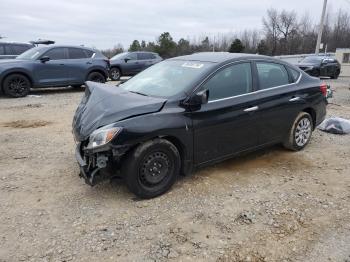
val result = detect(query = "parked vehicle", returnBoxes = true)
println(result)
[0,45,109,97]
[296,56,341,79]
[73,52,327,199]
[109,51,162,80]
[0,42,34,59]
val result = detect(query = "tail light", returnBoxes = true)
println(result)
[320,82,327,97]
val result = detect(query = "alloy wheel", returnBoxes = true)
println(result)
[295,118,312,147]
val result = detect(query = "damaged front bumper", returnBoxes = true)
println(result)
[75,142,129,186]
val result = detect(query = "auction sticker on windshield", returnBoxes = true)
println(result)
[182,62,204,69]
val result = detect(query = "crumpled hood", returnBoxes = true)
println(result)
[72,81,167,141]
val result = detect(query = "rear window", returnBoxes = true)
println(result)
[68,48,87,59]
[256,62,290,89]
[12,44,31,55]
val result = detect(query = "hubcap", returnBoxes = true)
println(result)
[140,152,170,186]
[111,69,120,80]
[295,118,312,147]
[8,77,28,95]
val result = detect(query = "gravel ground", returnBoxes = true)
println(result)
[0,78,350,262]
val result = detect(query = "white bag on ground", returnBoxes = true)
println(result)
[318,117,350,135]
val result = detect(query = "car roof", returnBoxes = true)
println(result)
[170,52,275,63]
[0,41,33,46]
[33,45,97,52]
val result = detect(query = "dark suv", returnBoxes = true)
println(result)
[296,56,341,79]
[109,51,162,80]
[73,52,327,199]
[0,42,34,59]
[0,45,109,97]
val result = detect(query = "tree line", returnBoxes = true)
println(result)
[101,7,350,58]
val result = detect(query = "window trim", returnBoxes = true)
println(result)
[191,59,302,104]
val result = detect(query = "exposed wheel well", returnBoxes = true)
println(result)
[303,107,316,130]
[1,72,33,92]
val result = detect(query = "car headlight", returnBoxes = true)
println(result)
[87,127,122,149]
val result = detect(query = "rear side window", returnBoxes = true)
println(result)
[4,45,13,55]
[84,50,94,58]
[138,53,155,60]
[0,45,4,55]
[288,67,301,82]
[256,62,289,89]
[12,44,31,55]
[44,48,67,60]
[203,62,252,101]
[68,48,87,59]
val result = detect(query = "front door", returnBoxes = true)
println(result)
[192,62,259,165]
[34,47,69,86]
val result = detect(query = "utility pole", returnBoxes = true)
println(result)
[315,0,328,55]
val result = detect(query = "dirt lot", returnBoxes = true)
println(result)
[0,78,350,262]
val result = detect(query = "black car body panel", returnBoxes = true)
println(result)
[296,56,341,78]
[73,52,327,186]
[73,81,167,141]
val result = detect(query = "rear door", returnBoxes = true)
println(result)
[252,61,304,145]
[66,47,92,83]
[192,62,259,165]
[123,53,139,74]
[33,47,69,86]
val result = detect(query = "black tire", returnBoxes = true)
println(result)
[122,139,181,199]
[283,112,313,151]
[331,69,340,79]
[87,71,106,83]
[71,84,82,88]
[3,74,31,98]
[110,67,121,81]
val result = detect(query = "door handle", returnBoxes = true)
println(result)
[244,106,259,112]
[289,97,301,102]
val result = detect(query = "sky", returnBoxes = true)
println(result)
[0,0,348,50]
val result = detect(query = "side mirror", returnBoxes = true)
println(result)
[185,90,209,107]
[40,56,50,63]
[124,58,130,63]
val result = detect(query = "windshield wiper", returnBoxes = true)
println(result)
[129,91,148,96]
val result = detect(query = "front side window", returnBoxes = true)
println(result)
[44,48,66,60]
[203,63,252,101]
[68,48,87,59]
[126,53,137,60]
[256,62,289,90]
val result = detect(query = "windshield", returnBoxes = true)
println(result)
[16,47,42,60]
[300,56,323,64]
[120,60,212,98]
[110,52,128,60]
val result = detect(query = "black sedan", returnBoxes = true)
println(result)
[296,56,341,79]
[73,52,327,199]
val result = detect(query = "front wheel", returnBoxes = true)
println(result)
[109,67,121,81]
[122,139,181,199]
[283,112,313,151]
[3,74,31,98]
[87,71,106,83]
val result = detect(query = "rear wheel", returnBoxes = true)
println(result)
[122,139,180,199]
[331,69,340,79]
[110,67,121,81]
[87,71,105,83]
[283,112,313,151]
[3,74,31,98]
